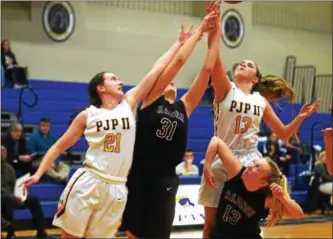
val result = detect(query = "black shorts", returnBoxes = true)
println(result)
[121,175,179,239]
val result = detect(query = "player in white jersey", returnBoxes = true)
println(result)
[199,2,320,237]
[20,28,192,239]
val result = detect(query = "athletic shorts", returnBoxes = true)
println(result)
[198,150,262,208]
[53,167,127,238]
[122,175,179,239]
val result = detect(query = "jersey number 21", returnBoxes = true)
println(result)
[103,133,121,153]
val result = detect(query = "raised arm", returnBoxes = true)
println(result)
[20,111,87,190]
[206,1,232,104]
[180,7,220,117]
[266,180,303,220]
[124,36,183,110]
[141,12,217,109]
[205,136,242,179]
[323,128,332,175]
[263,99,319,142]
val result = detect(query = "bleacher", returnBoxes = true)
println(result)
[1,79,331,224]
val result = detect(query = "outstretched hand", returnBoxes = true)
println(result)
[205,1,221,36]
[178,24,194,45]
[204,167,217,188]
[200,10,219,33]
[298,99,320,120]
[206,1,221,15]
[19,174,41,196]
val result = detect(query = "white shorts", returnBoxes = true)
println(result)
[198,150,262,208]
[53,167,128,238]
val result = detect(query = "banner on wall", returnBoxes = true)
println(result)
[173,185,205,226]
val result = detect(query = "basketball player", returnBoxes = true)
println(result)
[205,136,303,238]
[323,128,332,175]
[19,26,195,239]
[199,2,319,237]
[122,9,221,239]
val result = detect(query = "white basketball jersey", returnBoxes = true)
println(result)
[83,100,136,178]
[214,82,266,153]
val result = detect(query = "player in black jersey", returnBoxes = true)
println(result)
[204,136,303,238]
[121,7,221,239]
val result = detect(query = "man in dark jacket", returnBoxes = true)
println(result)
[1,122,33,175]
[1,146,48,239]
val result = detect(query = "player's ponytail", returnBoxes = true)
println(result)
[254,75,296,103]
[88,71,106,106]
[232,62,295,102]
[262,158,289,227]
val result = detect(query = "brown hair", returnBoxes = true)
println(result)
[232,62,295,102]
[261,157,290,227]
[88,72,106,106]
[255,75,295,103]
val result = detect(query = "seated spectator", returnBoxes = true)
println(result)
[1,122,33,175]
[1,215,10,230]
[261,133,290,176]
[1,146,48,239]
[28,117,70,183]
[1,39,28,88]
[176,149,199,176]
[284,133,303,163]
[314,151,333,197]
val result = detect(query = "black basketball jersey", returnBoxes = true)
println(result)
[211,166,269,239]
[130,96,188,178]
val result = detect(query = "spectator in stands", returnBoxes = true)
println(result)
[1,146,48,239]
[176,149,199,176]
[1,122,33,175]
[28,118,70,183]
[261,133,290,176]
[1,39,28,88]
[1,215,10,230]
[284,132,303,163]
[313,151,333,197]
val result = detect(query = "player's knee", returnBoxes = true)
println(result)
[126,230,139,239]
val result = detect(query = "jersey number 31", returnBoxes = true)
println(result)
[156,118,178,141]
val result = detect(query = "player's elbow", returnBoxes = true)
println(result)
[202,63,214,74]
[53,141,66,154]
[290,210,304,220]
[275,130,289,142]
[174,56,186,67]
[280,135,289,143]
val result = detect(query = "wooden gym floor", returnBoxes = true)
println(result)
[3,222,332,238]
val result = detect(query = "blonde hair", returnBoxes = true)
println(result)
[256,75,296,103]
[261,157,290,226]
[315,151,326,164]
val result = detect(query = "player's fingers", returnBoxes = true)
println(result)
[211,176,217,188]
